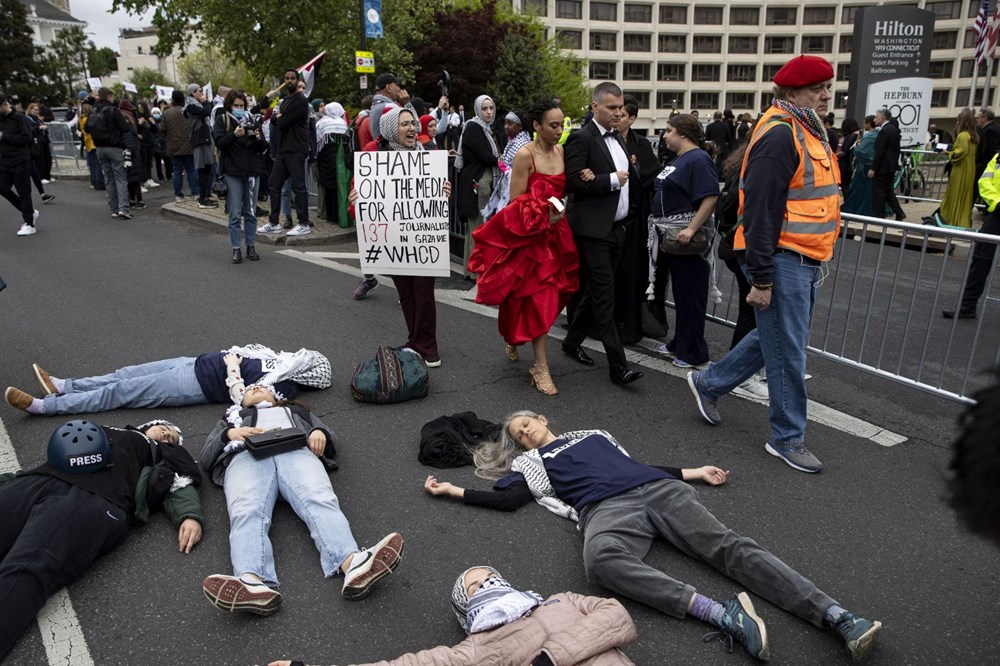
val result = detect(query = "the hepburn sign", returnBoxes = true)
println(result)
[846,7,935,147]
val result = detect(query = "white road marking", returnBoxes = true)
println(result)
[277,249,908,447]
[0,417,96,666]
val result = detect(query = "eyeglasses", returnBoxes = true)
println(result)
[398,120,417,128]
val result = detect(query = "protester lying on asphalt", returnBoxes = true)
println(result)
[4,343,332,415]
[199,383,403,616]
[0,419,203,661]
[267,565,638,666]
[424,410,883,662]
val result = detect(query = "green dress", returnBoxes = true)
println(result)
[939,131,976,228]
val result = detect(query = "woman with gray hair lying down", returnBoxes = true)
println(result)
[423,411,883,663]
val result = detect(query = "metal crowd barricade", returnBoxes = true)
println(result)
[896,147,949,204]
[706,214,999,405]
[47,121,82,172]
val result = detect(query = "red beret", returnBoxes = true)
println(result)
[772,55,835,88]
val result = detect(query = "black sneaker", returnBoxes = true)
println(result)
[834,612,882,661]
[705,592,769,661]
[41,194,55,204]
[117,210,132,220]
[423,353,442,368]
[764,441,823,473]
[198,199,219,209]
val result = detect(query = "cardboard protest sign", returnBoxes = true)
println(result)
[354,150,451,277]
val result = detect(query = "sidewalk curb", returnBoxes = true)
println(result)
[159,202,357,246]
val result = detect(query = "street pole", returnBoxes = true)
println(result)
[972,63,980,111]
[983,56,995,108]
[360,0,367,104]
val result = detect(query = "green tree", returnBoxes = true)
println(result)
[0,0,61,103]
[113,0,445,105]
[177,46,257,95]
[128,66,174,100]
[89,47,119,78]
[489,29,548,114]
[48,26,94,98]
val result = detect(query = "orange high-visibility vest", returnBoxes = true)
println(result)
[734,106,841,262]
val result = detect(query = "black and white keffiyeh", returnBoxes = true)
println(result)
[510,429,628,524]
[450,566,543,634]
[226,344,332,389]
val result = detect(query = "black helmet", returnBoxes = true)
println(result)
[47,420,110,474]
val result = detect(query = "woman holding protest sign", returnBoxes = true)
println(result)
[349,108,452,368]
[468,99,580,395]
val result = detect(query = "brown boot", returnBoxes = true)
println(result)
[33,363,58,395]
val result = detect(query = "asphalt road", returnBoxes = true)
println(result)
[0,179,995,666]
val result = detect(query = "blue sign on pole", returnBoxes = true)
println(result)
[365,0,384,39]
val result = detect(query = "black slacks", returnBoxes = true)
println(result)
[961,210,1000,310]
[565,224,628,369]
[0,159,34,225]
[871,173,905,219]
[268,152,309,226]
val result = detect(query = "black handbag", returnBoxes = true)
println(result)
[245,427,307,459]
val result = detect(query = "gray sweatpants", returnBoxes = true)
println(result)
[579,478,837,627]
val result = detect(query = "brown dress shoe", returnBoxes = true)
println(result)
[33,363,58,395]
[4,387,34,412]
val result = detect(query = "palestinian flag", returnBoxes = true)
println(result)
[299,51,326,98]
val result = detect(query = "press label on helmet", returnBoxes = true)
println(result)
[68,453,104,467]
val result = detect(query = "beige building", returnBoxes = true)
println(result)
[115,26,200,87]
[20,0,85,48]
[514,0,997,133]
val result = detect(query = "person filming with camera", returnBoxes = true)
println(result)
[213,89,268,264]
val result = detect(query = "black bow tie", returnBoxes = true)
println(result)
[604,129,619,137]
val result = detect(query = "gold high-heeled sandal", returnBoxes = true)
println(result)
[529,365,559,395]
[505,343,519,362]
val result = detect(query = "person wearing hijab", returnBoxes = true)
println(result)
[266,566,637,665]
[315,102,353,227]
[480,110,531,221]
[456,94,499,279]
[349,108,453,368]
[416,114,439,150]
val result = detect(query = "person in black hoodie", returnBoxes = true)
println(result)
[183,83,218,209]
[0,419,204,660]
[214,89,267,263]
[262,69,312,236]
[0,93,38,235]
[90,87,133,219]
[118,99,145,209]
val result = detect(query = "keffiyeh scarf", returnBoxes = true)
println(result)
[451,566,543,634]
[379,107,425,152]
[226,344,332,389]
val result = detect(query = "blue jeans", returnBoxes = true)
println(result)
[171,154,198,197]
[699,252,819,446]
[96,146,128,213]
[225,175,256,249]
[43,357,207,415]
[223,448,359,586]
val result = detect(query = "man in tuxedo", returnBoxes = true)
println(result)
[869,108,905,221]
[562,82,644,385]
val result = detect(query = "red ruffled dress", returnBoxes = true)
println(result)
[468,171,579,345]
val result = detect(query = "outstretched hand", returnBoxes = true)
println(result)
[425,474,463,498]
[178,518,202,553]
[694,466,729,485]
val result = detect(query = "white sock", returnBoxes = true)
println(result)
[27,398,45,415]
[51,376,66,393]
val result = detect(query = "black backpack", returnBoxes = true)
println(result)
[715,165,742,239]
[87,107,113,145]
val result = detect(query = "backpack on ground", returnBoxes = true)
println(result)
[350,346,428,404]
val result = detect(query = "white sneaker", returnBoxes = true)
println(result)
[40,179,51,185]
[286,224,312,236]
[140,187,149,193]
[733,375,769,401]
[144,179,159,188]
[17,223,36,236]
[258,223,282,233]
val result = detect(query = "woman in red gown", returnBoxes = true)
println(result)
[468,100,580,395]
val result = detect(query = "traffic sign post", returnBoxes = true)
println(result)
[355,50,375,74]
[360,75,368,89]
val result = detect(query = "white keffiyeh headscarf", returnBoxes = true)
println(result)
[380,107,425,152]
[316,102,348,142]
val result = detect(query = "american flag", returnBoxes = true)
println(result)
[975,0,991,63]
[989,3,1000,59]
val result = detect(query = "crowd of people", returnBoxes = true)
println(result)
[5,49,1000,663]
